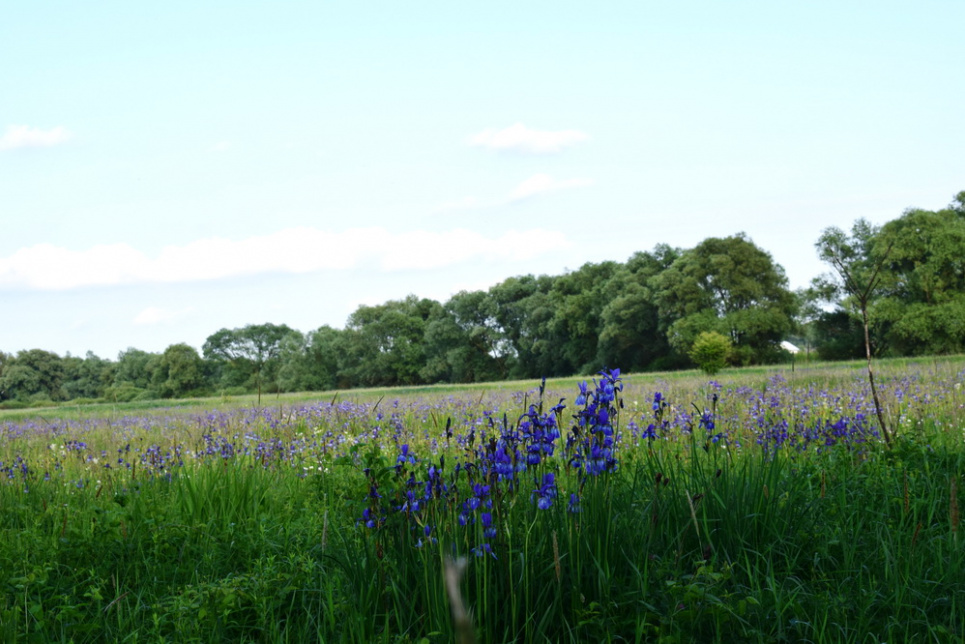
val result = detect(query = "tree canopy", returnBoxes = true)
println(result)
[4,190,964,407]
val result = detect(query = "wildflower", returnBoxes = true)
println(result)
[532,472,557,510]
[576,381,589,406]
[481,512,497,539]
[471,543,496,559]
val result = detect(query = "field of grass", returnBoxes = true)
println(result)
[1,358,964,642]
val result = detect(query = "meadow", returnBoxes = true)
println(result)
[1,358,964,643]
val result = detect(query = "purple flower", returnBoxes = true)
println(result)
[532,472,557,510]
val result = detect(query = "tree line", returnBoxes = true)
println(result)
[2,191,963,406]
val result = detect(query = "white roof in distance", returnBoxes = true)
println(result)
[781,341,800,354]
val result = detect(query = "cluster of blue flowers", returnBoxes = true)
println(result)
[639,391,668,441]
[567,368,623,477]
[358,370,626,558]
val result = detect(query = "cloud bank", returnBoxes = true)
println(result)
[508,173,594,202]
[0,125,72,151]
[470,123,589,154]
[0,227,572,291]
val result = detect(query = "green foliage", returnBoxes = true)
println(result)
[154,343,207,398]
[203,322,298,393]
[653,234,796,364]
[340,295,442,388]
[598,246,681,372]
[0,348,66,402]
[873,198,965,355]
[6,189,965,405]
[422,289,508,383]
[547,260,621,374]
[811,310,865,360]
[689,331,732,375]
[488,273,557,379]
[813,219,889,353]
[62,351,115,400]
[103,383,150,403]
[113,347,159,390]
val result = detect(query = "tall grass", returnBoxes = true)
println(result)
[0,359,964,641]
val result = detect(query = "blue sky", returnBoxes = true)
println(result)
[2,0,963,359]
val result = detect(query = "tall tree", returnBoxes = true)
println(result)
[547,261,621,375]
[276,328,342,392]
[308,325,351,389]
[342,296,441,387]
[0,349,66,402]
[422,290,508,384]
[872,193,965,355]
[153,344,207,399]
[203,323,297,402]
[488,274,557,379]
[814,219,893,445]
[63,351,115,400]
[652,234,796,365]
[113,348,160,390]
[598,246,681,371]
[0,351,10,392]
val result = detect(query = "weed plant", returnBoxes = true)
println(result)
[0,361,964,642]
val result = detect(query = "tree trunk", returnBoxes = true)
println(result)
[862,304,891,445]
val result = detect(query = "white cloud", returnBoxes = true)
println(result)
[470,123,589,154]
[508,173,594,202]
[0,227,572,291]
[134,307,194,326]
[209,141,232,152]
[0,125,72,151]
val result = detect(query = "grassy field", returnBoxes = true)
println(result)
[1,357,964,642]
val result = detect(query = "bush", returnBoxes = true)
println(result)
[69,397,105,406]
[689,331,732,375]
[104,384,147,403]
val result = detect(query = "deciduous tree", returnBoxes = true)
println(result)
[814,219,893,445]
[153,343,206,399]
[653,234,795,365]
[203,323,297,401]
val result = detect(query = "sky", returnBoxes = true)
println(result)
[2,0,963,360]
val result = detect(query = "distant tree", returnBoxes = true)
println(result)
[0,349,66,402]
[420,307,463,384]
[0,365,41,402]
[203,323,297,402]
[63,351,115,400]
[275,332,311,393]
[0,351,9,395]
[548,261,621,375]
[422,290,509,384]
[653,234,796,364]
[153,343,206,399]
[276,328,341,392]
[598,246,681,372]
[872,193,965,355]
[113,347,160,394]
[488,274,558,379]
[308,325,350,389]
[342,296,441,387]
